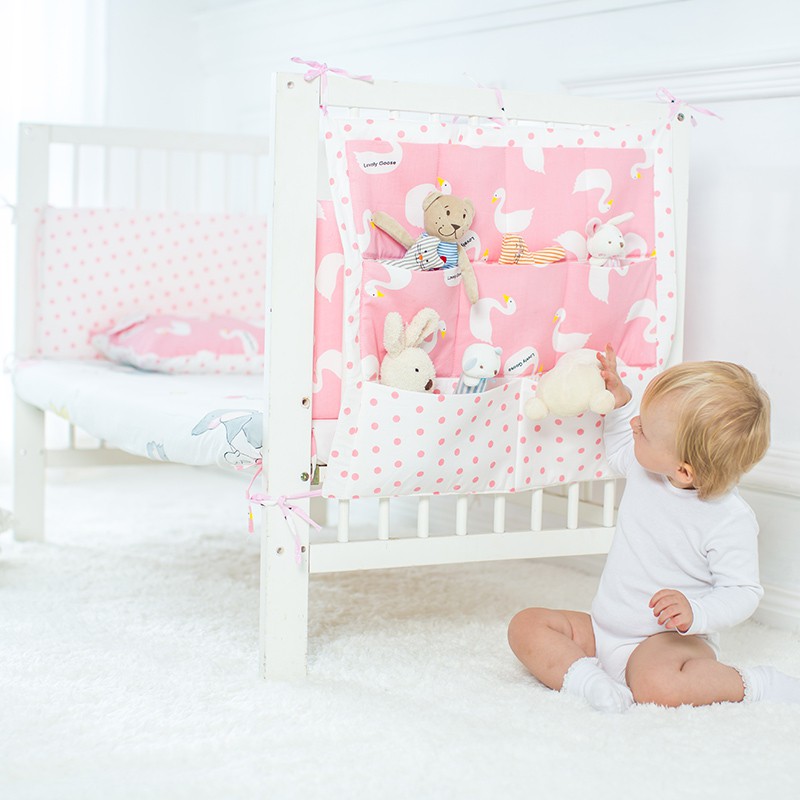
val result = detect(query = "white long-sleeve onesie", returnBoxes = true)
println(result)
[591,400,763,648]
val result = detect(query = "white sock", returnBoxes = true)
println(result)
[561,656,634,713]
[738,665,800,704]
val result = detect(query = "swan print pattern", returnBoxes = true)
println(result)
[358,259,658,377]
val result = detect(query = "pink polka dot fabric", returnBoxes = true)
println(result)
[323,379,610,499]
[35,208,268,359]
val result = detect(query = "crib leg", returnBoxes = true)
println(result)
[13,399,46,542]
[259,505,309,680]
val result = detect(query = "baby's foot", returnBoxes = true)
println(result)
[562,656,634,713]
[739,666,800,704]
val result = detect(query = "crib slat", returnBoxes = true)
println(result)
[103,146,111,206]
[194,151,202,211]
[223,153,231,211]
[71,146,80,205]
[531,489,543,532]
[567,482,580,530]
[337,500,350,543]
[252,154,260,212]
[378,497,390,540]
[417,497,430,538]
[493,495,505,534]
[455,496,468,536]
[165,150,173,210]
[603,480,616,527]
[134,148,142,208]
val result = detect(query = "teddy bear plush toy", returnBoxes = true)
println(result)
[372,192,480,304]
[379,307,440,392]
[524,348,615,420]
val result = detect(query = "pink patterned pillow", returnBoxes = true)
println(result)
[92,314,265,374]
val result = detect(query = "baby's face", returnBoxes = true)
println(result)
[631,394,693,488]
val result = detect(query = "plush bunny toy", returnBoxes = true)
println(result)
[586,211,635,265]
[379,308,440,392]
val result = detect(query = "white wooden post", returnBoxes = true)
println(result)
[13,124,50,542]
[260,73,321,680]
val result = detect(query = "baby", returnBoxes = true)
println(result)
[508,347,800,711]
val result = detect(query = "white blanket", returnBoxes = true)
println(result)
[13,359,337,469]
[14,359,266,468]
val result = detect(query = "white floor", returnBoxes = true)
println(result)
[2,465,799,800]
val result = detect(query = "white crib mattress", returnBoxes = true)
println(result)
[13,359,334,469]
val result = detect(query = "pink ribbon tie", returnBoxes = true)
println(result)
[291,57,374,115]
[464,73,507,126]
[656,88,722,127]
[246,465,322,564]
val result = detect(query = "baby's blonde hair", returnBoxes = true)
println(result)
[642,362,770,499]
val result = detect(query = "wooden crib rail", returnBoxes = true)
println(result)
[310,482,618,574]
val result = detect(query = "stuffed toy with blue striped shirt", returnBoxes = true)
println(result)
[372,191,480,304]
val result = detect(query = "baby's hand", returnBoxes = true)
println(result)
[650,589,693,633]
[597,345,632,409]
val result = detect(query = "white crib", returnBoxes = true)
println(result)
[13,72,690,679]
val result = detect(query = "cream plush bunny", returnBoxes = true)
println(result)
[379,308,440,392]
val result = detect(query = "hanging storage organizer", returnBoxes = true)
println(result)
[322,113,678,500]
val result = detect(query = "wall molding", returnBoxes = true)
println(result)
[564,60,800,103]
[740,447,800,498]
[753,583,800,633]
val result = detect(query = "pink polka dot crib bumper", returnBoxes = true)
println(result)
[320,112,680,499]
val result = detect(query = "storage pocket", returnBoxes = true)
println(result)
[515,381,614,488]
[323,379,522,499]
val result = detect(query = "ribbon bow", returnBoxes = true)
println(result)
[656,88,722,127]
[464,73,507,127]
[246,466,322,564]
[291,57,374,115]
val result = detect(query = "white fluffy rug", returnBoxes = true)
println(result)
[2,465,800,800]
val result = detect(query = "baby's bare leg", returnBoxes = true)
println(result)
[507,608,595,689]
[626,631,744,707]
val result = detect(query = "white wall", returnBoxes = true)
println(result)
[4,0,800,620]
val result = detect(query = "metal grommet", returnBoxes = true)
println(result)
[287,81,295,89]
[301,397,311,408]
[677,112,685,122]
[301,546,307,553]
[300,472,310,482]
[276,547,284,555]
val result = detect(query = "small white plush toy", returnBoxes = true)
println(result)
[456,343,502,394]
[586,212,635,265]
[379,308,440,392]
[524,348,615,420]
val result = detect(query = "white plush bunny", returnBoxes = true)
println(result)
[586,211,635,265]
[379,308,440,392]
